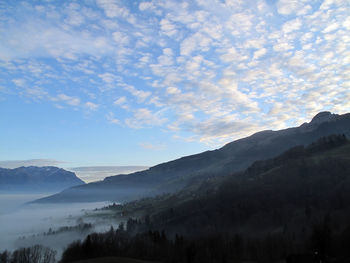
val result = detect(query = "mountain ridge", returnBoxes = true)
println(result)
[0,166,85,192]
[115,134,350,236]
[34,111,350,203]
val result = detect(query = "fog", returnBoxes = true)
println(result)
[68,166,149,182]
[0,194,119,258]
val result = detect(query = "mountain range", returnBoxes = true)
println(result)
[34,111,350,203]
[0,166,85,192]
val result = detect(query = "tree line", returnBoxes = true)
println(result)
[0,245,56,263]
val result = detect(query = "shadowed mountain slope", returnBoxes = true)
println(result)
[61,136,350,263]
[35,112,350,203]
[124,134,350,236]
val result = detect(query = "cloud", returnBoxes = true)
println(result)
[69,166,149,182]
[191,116,261,143]
[253,48,267,60]
[276,0,307,15]
[12,79,26,87]
[322,22,339,33]
[139,142,166,150]
[114,96,127,105]
[125,108,167,128]
[0,19,113,61]
[160,18,178,37]
[85,102,99,111]
[282,18,302,33]
[98,73,119,84]
[106,112,120,124]
[125,86,151,103]
[96,0,130,19]
[1,0,350,148]
[55,93,80,106]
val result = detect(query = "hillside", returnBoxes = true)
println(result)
[35,111,350,203]
[0,166,85,192]
[121,135,350,236]
[61,135,350,263]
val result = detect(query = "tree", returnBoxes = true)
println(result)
[8,245,56,263]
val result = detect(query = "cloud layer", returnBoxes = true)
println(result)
[1,0,349,146]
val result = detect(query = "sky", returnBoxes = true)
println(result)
[0,0,349,168]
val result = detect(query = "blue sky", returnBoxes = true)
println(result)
[0,0,349,168]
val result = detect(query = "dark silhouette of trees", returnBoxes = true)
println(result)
[0,245,55,263]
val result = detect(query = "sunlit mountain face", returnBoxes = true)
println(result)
[1,0,349,168]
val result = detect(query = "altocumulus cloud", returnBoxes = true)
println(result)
[0,0,349,145]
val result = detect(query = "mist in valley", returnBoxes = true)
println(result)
[0,194,119,258]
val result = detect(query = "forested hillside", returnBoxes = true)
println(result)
[60,135,350,263]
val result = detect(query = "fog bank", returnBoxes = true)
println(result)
[68,166,149,182]
[0,194,118,258]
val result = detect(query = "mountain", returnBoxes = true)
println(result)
[61,135,350,263]
[34,111,350,203]
[0,166,85,192]
[123,134,350,236]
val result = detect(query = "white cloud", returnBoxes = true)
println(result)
[125,108,167,128]
[112,31,130,45]
[273,41,294,52]
[64,3,85,26]
[98,73,119,84]
[180,34,199,56]
[219,47,248,63]
[322,22,339,33]
[24,86,48,100]
[2,0,350,148]
[282,18,302,33]
[166,87,181,95]
[125,86,151,103]
[160,18,178,37]
[106,112,120,124]
[253,48,267,60]
[55,93,80,106]
[139,2,153,11]
[0,19,114,61]
[343,17,350,30]
[227,13,253,33]
[192,116,261,143]
[85,102,99,111]
[96,0,130,18]
[276,0,306,15]
[12,79,26,87]
[114,96,127,105]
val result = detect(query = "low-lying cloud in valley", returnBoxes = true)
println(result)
[69,166,149,182]
[0,194,118,259]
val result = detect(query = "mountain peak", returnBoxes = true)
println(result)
[310,111,335,124]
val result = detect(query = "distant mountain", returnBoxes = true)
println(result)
[0,166,85,192]
[35,111,350,203]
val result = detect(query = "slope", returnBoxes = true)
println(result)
[117,135,350,238]
[35,111,350,203]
